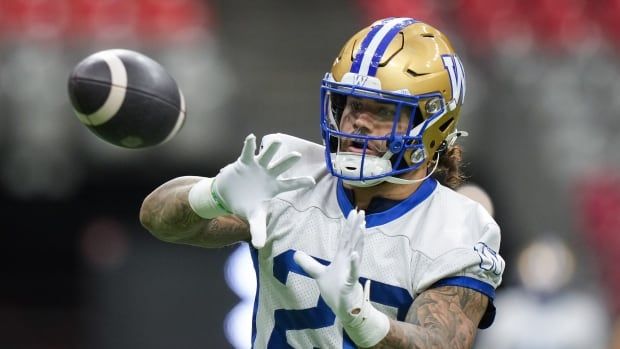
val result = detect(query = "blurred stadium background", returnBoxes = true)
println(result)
[1,0,619,348]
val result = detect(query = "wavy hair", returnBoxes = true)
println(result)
[432,144,466,189]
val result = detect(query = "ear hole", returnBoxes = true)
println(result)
[421,33,435,38]
[430,140,436,149]
[439,118,454,132]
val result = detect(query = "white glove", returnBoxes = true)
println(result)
[294,209,390,348]
[188,134,315,248]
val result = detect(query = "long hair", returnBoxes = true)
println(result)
[432,144,466,189]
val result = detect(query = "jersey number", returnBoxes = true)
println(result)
[267,250,413,348]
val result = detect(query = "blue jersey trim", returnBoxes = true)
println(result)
[249,246,260,347]
[336,178,437,228]
[430,276,497,329]
[431,276,495,299]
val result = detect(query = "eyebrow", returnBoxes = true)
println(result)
[349,98,394,109]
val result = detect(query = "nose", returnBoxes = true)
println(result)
[352,112,374,133]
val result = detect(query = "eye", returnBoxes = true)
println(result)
[350,101,363,111]
[377,107,395,119]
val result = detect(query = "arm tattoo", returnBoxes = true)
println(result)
[140,176,250,248]
[142,178,204,233]
[370,286,488,349]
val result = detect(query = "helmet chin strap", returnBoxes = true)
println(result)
[446,130,468,147]
[382,153,440,185]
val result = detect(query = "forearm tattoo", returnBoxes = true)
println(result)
[140,177,249,247]
[140,177,204,235]
[370,286,487,349]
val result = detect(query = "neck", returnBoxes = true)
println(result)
[345,167,428,210]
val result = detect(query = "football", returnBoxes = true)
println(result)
[67,49,186,148]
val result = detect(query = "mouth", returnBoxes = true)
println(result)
[344,140,379,156]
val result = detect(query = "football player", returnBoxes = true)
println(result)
[140,17,504,348]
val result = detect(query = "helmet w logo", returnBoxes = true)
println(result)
[354,74,369,86]
[441,55,466,106]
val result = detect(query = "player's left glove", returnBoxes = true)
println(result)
[294,209,390,348]
[188,134,315,248]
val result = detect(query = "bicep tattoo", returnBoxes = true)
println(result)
[405,286,487,346]
[372,286,488,349]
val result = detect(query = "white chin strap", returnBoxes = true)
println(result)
[332,152,439,187]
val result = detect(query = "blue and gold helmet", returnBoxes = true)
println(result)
[321,18,466,186]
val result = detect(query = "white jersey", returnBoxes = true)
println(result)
[250,134,505,349]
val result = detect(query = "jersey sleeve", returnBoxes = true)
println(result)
[259,133,327,181]
[414,202,505,328]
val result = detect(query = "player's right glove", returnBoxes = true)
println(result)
[294,210,390,348]
[188,133,315,248]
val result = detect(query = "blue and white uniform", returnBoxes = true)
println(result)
[250,134,504,349]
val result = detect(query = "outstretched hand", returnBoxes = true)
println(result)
[214,134,315,248]
[294,209,390,347]
[294,209,366,319]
